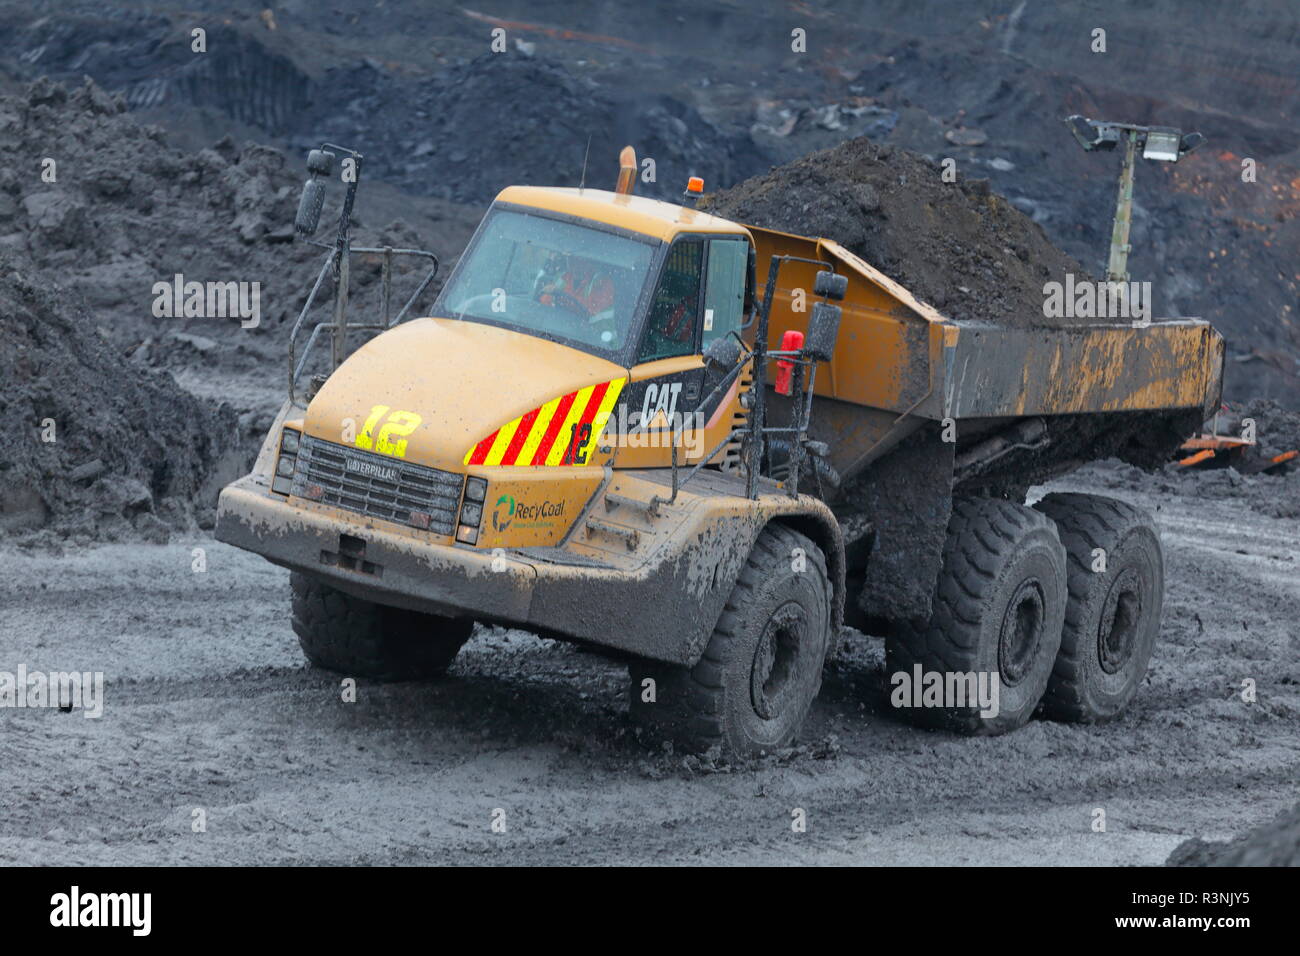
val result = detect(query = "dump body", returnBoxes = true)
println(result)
[747,226,1225,488]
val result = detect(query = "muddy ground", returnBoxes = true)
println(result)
[2,465,1295,866]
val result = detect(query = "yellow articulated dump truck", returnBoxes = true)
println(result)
[216,144,1223,755]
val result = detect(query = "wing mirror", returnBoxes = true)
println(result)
[704,334,743,370]
[814,269,847,301]
[805,301,842,362]
[294,149,336,237]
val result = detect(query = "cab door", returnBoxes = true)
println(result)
[614,235,750,468]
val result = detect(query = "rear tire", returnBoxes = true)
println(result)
[290,572,473,681]
[886,497,1066,734]
[628,525,833,757]
[1033,493,1163,722]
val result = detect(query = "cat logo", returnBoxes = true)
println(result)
[640,382,682,429]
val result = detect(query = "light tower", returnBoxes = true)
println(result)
[1064,115,1204,282]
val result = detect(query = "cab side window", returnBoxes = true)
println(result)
[637,239,704,363]
[702,238,747,348]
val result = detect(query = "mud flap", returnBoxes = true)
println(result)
[841,426,953,622]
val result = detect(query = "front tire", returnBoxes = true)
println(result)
[290,572,474,681]
[628,525,833,757]
[886,497,1066,734]
[1033,493,1163,722]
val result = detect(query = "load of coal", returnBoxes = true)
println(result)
[700,136,1091,326]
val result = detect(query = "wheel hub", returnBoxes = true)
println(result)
[751,602,805,720]
[1098,567,1142,674]
[998,579,1045,687]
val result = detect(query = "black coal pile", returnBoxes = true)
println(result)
[0,78,302,358]
[0,252,249,545]
[700,136,1090,326]
[1167,801,1300,866]
[0,77,447,395]
[0,77,458,544]
[302,52,764,205]
[1235,398,1300,459]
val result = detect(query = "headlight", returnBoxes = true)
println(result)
[276,455,296,477]
[460,501,482,527]
[281,428,300,454]
[465,476,487,502]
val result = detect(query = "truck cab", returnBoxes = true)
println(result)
[282,185,758,553]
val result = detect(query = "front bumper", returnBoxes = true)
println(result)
[215,475,536,624]
[216,471,842,666]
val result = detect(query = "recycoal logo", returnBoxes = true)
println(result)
[491,493,516,532]
[889,664,1000,718]
[152,272,261,328]
[490,494,565,533]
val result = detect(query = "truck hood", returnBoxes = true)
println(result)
[303,317,626,472]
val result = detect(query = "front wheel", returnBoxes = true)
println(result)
[628,525,833,757]
[290,572,474,681]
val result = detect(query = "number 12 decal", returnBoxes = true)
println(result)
[356,405,423,458]
[562,422,593,465]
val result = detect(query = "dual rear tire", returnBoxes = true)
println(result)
[886,493,1162,734]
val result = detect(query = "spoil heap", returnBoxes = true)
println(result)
[0,252,248,543]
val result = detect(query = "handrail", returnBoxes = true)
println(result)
[286,244,439,407]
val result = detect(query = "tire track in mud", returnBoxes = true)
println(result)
[1,475,1297,865]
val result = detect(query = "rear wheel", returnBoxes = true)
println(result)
[886,497,1066,734]
[1033,493,1163,722]
[290,572,473,681]
[628,525,833,757]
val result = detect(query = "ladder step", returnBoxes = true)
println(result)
[604,493,659,517]
[585,518,640,551]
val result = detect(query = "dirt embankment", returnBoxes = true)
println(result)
[0,77,462,545]
[0,251,248,545]
[0,77,461,402]
[700,136,1091,326]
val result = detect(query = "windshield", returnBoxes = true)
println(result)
[436,207,658,356]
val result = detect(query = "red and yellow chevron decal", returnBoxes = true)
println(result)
[463,377,626,467]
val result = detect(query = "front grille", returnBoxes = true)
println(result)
[291,435,464,535]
